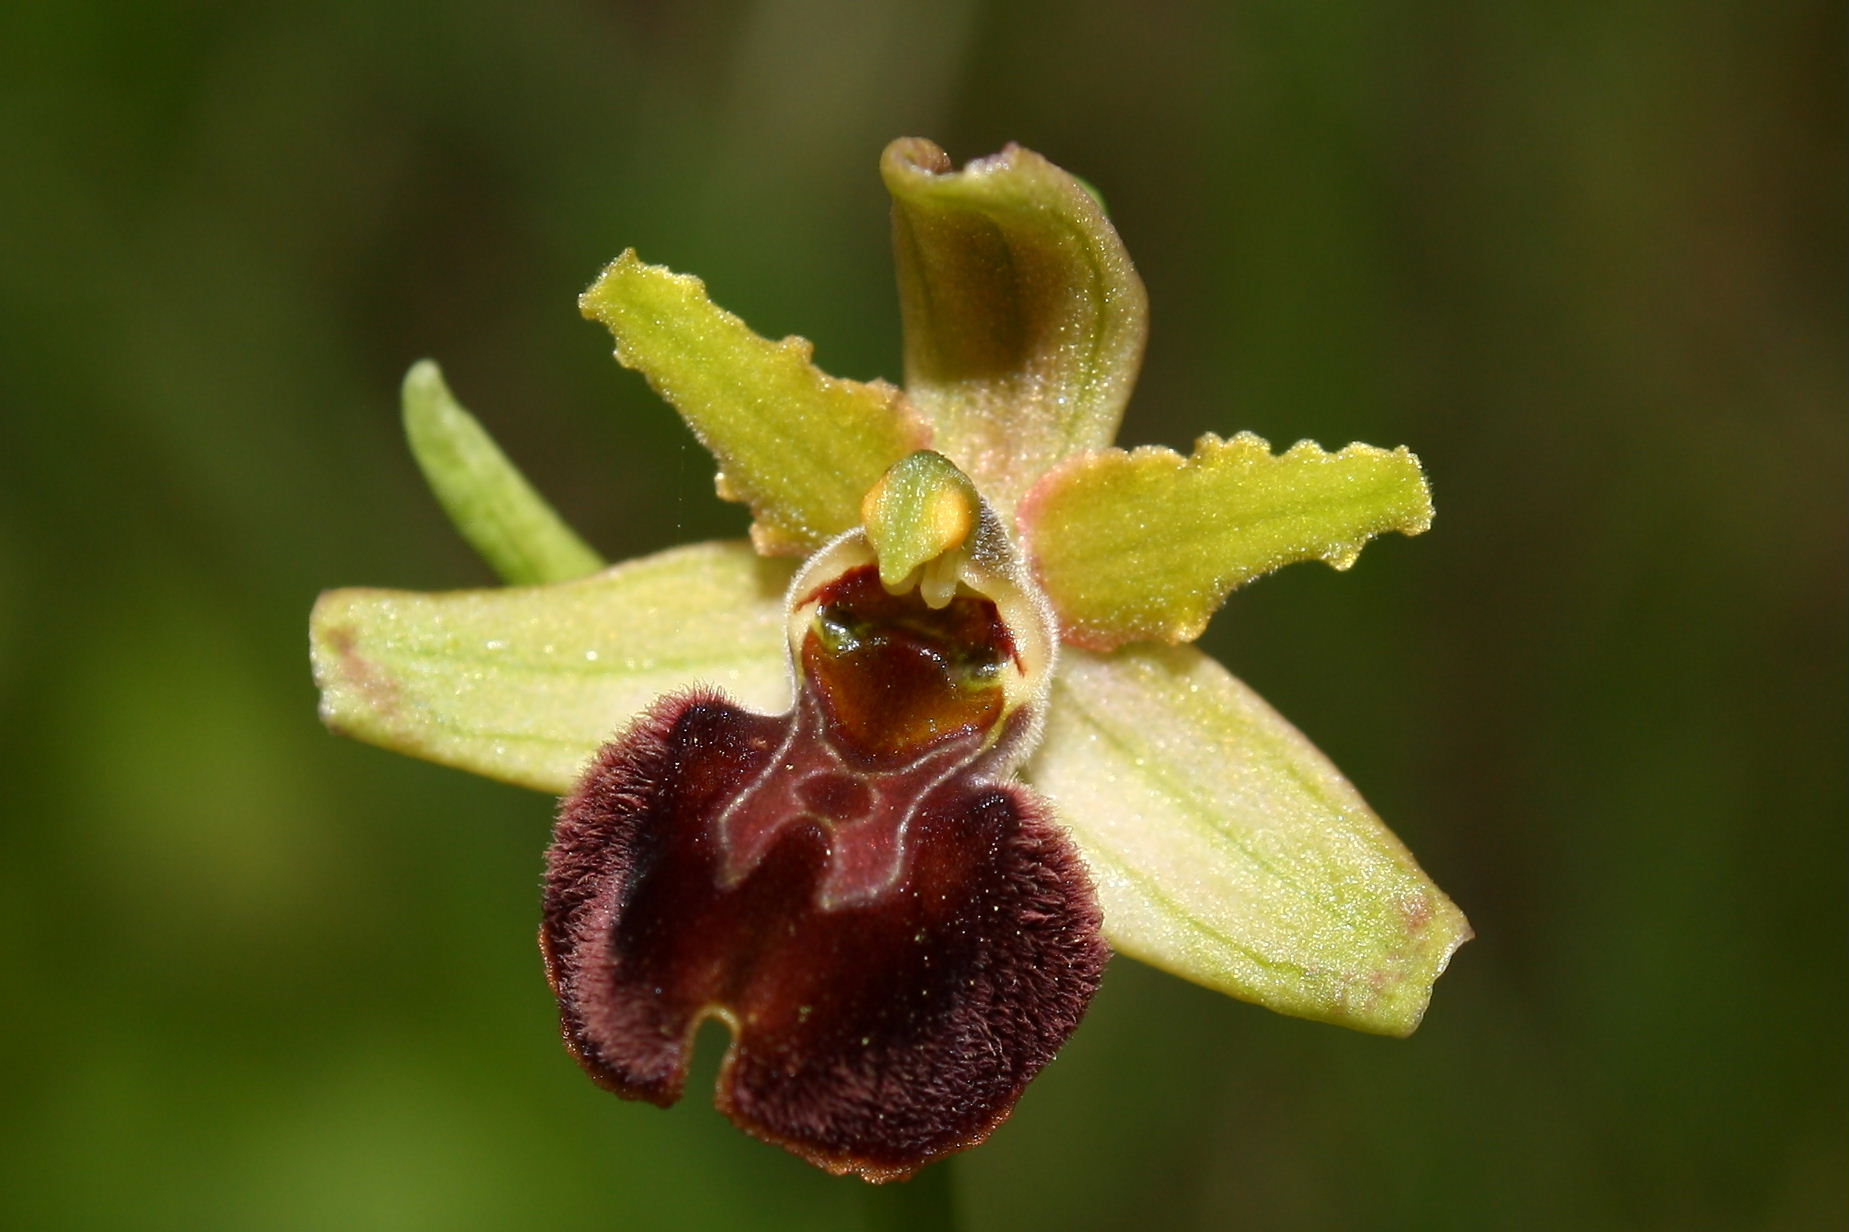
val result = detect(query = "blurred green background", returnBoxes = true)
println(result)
[2,2,1843,1229]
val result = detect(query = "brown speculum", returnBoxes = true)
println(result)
[542,562,1105,1181]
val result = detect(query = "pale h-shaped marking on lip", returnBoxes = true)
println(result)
[713,686,990,910]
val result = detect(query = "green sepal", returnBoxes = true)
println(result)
[1019,432,1433,649]
[882,138,1148,513]
[1029,644,1470,1036]
[401,360,605,586]
[580,251,929,556]
[310,541,795,793]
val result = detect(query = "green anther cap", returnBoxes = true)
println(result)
[860,450,981,608]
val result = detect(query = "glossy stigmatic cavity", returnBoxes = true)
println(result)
[805,566,1007,767]
[542,558,1105,1181]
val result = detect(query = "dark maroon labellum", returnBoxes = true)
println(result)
[542,565,1106,1181]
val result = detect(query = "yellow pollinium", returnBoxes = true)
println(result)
[860,451,981,609]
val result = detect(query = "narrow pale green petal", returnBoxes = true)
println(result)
[1020,432,1433,650]
[580,251,929,555]
[1028,645,1469,1036]
[311,541,795,793]
[401,360,605,586]
[882,138,1149,512]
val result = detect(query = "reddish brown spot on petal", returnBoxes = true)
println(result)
[318,618,403,723]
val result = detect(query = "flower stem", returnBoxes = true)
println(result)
[862,1160,958,1232]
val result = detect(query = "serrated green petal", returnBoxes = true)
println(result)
[580,251,929,555]
[310,541,795,793]
[882,138,1148,512]
[1028,644,1469,1037]
[402,360,605,586]
[1020,432,1433,649]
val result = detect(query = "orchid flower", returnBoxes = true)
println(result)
[310,138,1469,1182]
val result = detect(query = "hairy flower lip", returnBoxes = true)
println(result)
[544,678,1107,1181]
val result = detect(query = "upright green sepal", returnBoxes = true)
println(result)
[402,360,605,586]
[581,251,929,556]
[882,138,1148,513]
[1019,432,1434,649]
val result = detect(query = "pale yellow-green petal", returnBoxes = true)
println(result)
[1028,644,1469,1036]
[401,360,605,586]
[311,541,795,794]
[581,251,929,555]
[882,138,1148,512]
[1019,432,1433,649]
